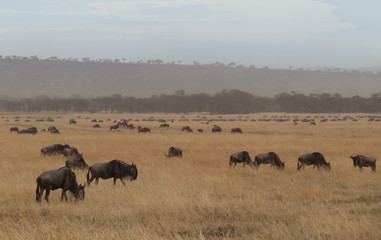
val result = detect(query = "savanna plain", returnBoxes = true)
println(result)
[0,112,380,240]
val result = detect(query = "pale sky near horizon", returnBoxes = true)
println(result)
[0,0,380,69]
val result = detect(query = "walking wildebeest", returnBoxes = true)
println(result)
[254,152,285,170]
[65,154,89,170]
[231,128,243,134]
[182,126,193,133]
[229,151,252,167]
[297,152,331,171]
[87,160,138,186]
[62,147,79,157]
[165,147,183,158]
[36,167,86,203]
[350,155,376,172]
[41,144,70,156]
[10,127,19,133]
[212,125,222,133]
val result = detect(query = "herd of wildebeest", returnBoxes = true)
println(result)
[3,114,379,203]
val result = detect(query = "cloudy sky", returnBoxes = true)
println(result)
[0,0,380,68]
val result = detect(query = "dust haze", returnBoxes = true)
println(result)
[0,57,380,99]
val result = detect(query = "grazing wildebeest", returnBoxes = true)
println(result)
[48,126,60,134]
[69,119,77,124]
[182,126,193,133]
[93,124,101,128]
[127,124,135,130]
[91,119,97,123]
[229,151,252,167]
[36,167,85,203]
[212,125,222,133]
[165,147,183,158]
[137,126,151,133]
[65,154,89,170]
[41,144,70,156]
[197,129,204,133]
[18,129,30,134]
[49,129,60,134]
[21,127,37,134]
[350,155,376,172]
[254,152,285,170]
[10,127,19,133]
[231,128,243,134]
[110,124,119,131]
[62,147,79,157]
[297,152,331,171]
[159,123,169,128]
[87,160,138,186]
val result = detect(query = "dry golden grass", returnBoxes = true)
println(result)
[1,112,381,239]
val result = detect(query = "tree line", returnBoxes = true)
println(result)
[1,90,381,114]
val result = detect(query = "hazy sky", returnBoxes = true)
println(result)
[0,0,380,68]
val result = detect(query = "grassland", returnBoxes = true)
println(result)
[0,113,380,239]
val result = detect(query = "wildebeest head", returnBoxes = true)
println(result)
[271,152,285,170]
[74,183,86,200]
[128,163,138,180]
[350,155,358,167]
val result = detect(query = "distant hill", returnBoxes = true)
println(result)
[0,57,380,98]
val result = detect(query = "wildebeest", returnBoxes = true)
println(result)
[110,125,119,131]
[350,155,376,172]
[137,126,151,133]
[229,151,252,167]
[65,154,89,170]
[10,127,19,133]
[62,147,79,157]
[254,152,285,170]
[197,129,204,133]
[28,127,38,134]
[165,147,183,158]
[159,123,169,128]
[18,127,38,134]
[127,124,135,130]
[182,126,193,133]
[86,160,138,186]
[297,152,331,171]
[212,125,222,133]
[36,167,86,202]
[231,128,243,134]
[93,124,101,128]
[69,119,77,124]
[48,126,60,134]
[41,144,70,156]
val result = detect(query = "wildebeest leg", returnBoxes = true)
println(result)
[44,189,50,203]
[95,178,99,184]
[359,166,362,172]
[113,178,117,185]
[61,190,68,201]
[120,179,126,185]
[37,188,44,202]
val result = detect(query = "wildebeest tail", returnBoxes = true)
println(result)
[297,158,301,171]
[86,168,91,185]
[36,177,41,202]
